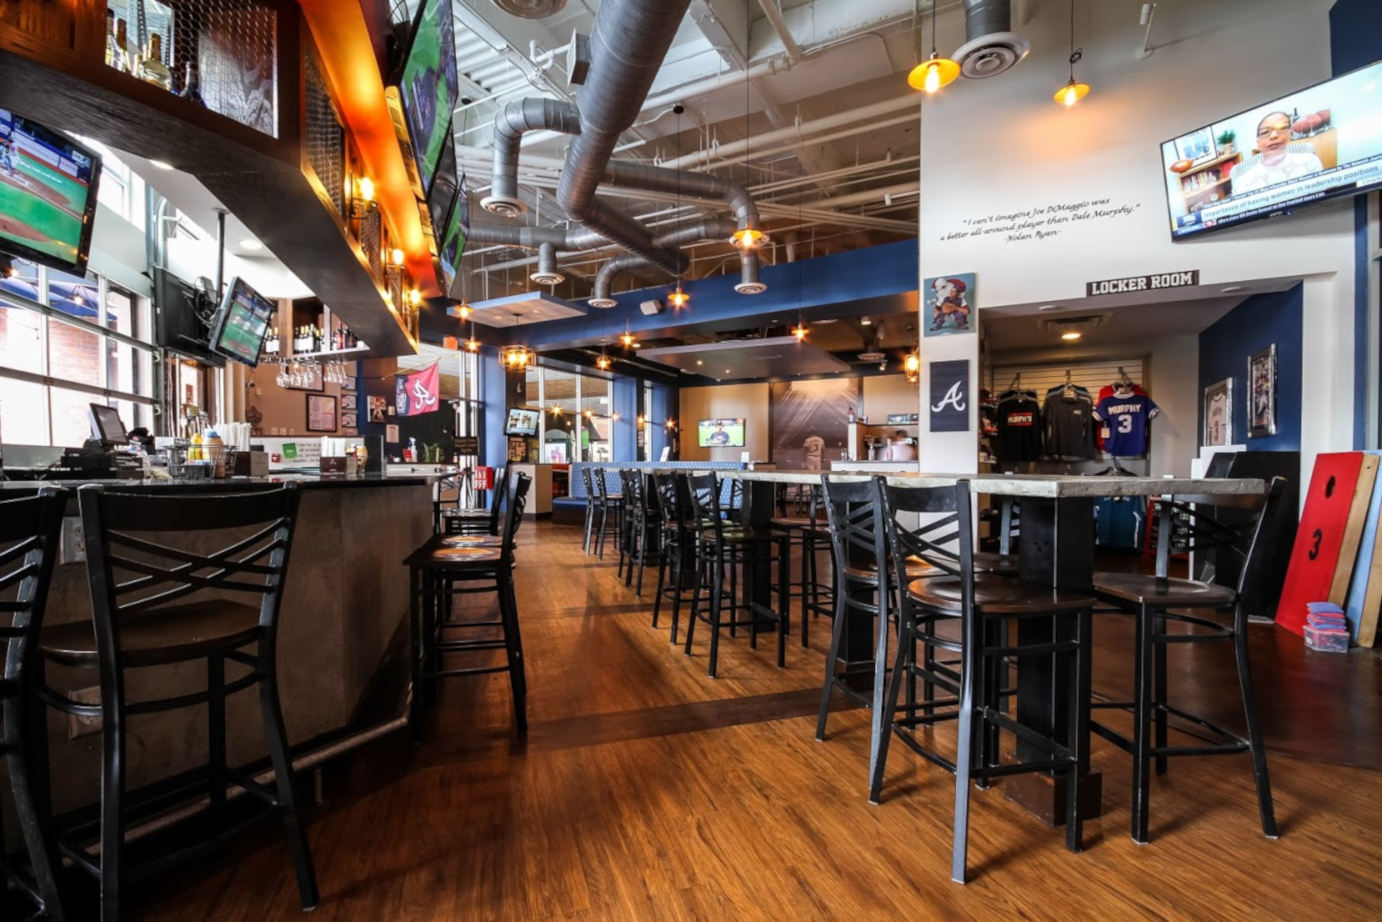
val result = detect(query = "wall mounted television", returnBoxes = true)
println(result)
[1161,60,1382,240]
[504,407,540,437]
[0,108,101,273]
[434,176,467,296]
[697,418,745,448]
[398,0,458,196]
[153,267,225,367]
[210,276,276,368]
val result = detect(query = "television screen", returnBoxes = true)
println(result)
[698,418,746,448]
[399,0,458,196]
[1161,60,1382,240]
[153,267,225,367]
[210,276,276,367]
[505,407,540,436]
[428,135,458,233]
[435,186,467,295]
[0,108,101,273]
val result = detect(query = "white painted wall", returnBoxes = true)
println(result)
[918,0,1353,474]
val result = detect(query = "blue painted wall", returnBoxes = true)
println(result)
[479,349,508,468]
[649,382,676,460]
[1329,0,1381,447]
[1198,285,1303,451]
[610,376,638,460]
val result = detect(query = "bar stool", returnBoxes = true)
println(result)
[1,489,68,922]
[590,468,623,560]
[772,483,834,648]
[38,484,318,920]
[681,473,788,678]
[618,469,657,596]
[579,467,598,554]
[405,472,532,739]
[442,465,508,537]
[869,477,1094,883]
[1090,478,1285,845]
[650,473,701,644]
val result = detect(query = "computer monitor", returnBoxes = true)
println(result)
[88,403,128,447]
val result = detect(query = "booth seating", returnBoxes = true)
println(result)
[559,462,748,518]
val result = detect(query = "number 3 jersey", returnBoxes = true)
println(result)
[1093,392,1159,456]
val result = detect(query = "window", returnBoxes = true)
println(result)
[520,365,619,463]
[0,258,157,446]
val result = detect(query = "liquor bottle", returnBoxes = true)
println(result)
[179,62,204,106]
[104,11,119,68]
[112,19,132,73]
[137,34,173,91]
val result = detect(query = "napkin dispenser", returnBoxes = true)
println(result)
[319,455,359,476]
[230,450,269,477]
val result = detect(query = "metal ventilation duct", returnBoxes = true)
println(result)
[589,219,758,307]
[493,0,567,18]
[530,242,565,285]
[954,0,1030,79]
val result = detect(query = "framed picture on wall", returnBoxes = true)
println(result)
[1203,377,1232,447]
[1247,344,1278,438]
[341,393,358,412]
[341,412,358,431]
[306,394,337,433]
[367,396,388,423]
[923,272,976,336]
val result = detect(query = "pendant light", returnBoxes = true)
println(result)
[669,104,691,308]
[500,344,535,369]
[619,325,636,349]
[596,348,611,370]
[729,3,768,251]
[464,323,480,352]
[907,0,959,94]
[1055,0,1090,106]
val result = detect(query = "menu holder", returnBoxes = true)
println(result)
[319,455,359,477]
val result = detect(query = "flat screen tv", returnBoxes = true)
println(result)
[1161,60,1382,240]
[504,407,540,437]
[398,0,458,196]
[697,418,745,448]
[0,108,101,273]
[435,178,467,295]
[153,267,225,367]
[210,276,276,367]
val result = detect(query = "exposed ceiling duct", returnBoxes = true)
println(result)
[954,0,1030,79]
[589,219,759,307]
[531,242,564,286]
[492,0,567,18]
[482,98,580,218]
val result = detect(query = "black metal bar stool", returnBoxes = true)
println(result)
[618,469,657,596]
[590,468,623,561]
[650,473,703,644]
[406,472,532,739]
[772,483,834,648]
[1090,478,1285,845]
[38,484,318,921]
[1,488,68,922]
[681,473,788,678]
[869,477,1094,884]
[442,465,508,537]
[579,467,598,554]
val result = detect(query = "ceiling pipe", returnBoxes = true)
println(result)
[531,242,564,285]
[756,0,803,65]
[555,0,693,277]
[589,218,758,307]
[603,160,760,240]
[481,98,581,218]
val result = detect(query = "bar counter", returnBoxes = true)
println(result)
[0,470,441,831]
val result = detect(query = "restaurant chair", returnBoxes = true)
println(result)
[405,472,532,739]
[442,465,509,537]
[870,477,1095,883]
[771,482,834,648]
[38,484,318,920]
[1090,477,1285,845]
[618,469,656,597]
[0,489,69,922]
[579,467,598,554]
[591,468,623,561]
[682,472,788,678]
[650,473,700,644]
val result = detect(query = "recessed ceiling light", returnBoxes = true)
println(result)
[1038,304,1062,312]
[150,159,173,170]
[240,238,263,251]
[696,359,703,365]
[725,368,732,374]
[1220,286,1246,293]
[860,316,872,326]
[1061,331,1083,341]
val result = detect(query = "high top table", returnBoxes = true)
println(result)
[722,470,1266,823]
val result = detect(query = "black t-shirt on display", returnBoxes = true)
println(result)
[1044,393,1095,460]
[994,393,1042,463]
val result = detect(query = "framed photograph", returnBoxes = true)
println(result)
[923,272,976,337]
[341,393,358,412]
[1247,344,1278,438]
[1203,377,1233,447]
[1175,127,1217,164]
[340,412,358,431]
[341,374,357,392]
[306,394,337,433]
[367,395,389,423]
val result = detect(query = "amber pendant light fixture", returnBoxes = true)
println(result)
[908,1,959,94]
[729,2,768,251]
[1055,0,1090,106]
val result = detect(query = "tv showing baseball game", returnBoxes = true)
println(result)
[0,108,101,273]
[697,418,746,448]
[1161,60,1382,240]
[210,276,277,367]
[398,0,458,196]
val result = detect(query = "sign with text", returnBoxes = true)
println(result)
[929,360,970,433]
[1086,270,1199,297]
[453,436,479,456]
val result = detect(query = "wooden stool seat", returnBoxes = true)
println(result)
[845,554,936,582]
[700,525,777,544]
[908,575,1095,615]
[973,550,1021,576]
[440,535,503,548]
[1093,572,1236,607]
[40,600,262,668]
[407,543,504,567]
[771,515,828,533]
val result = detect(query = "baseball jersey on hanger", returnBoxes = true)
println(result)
[1094,392,1160,456]
[994,392,1042,463]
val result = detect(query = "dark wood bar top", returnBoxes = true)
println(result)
[0,469,454,493]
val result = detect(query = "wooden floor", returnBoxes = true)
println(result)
[134,521,1382,920]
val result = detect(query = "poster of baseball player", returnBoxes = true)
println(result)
[923,273,977,336]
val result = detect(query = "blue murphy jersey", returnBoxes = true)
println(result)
[1094,394,1159,456]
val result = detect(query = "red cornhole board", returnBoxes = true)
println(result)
[1276,452,1375,636]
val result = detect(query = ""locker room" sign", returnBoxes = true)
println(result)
[1086,270,1200,296]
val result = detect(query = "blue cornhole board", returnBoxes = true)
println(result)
[1345,450,1382,643]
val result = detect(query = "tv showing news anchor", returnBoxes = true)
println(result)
[1161,60,1382,240]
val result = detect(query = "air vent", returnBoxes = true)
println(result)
[953,31,1030,78]
[493,0,567,18]
[858,350,887,363]
[530,269,565,286]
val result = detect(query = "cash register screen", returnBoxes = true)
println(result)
[88,403,129,446]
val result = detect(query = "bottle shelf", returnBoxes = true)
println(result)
[265,345,369,361]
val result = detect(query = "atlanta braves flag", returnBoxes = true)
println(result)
[929,359,970,433]
[395,362,441,417]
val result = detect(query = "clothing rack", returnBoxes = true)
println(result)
[988,358,1146,407]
